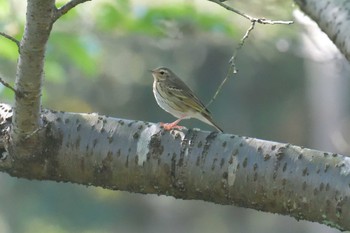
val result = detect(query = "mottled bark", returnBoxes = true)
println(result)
[0,103,349,231]
[294,0,350,61]
[12,0,55,156]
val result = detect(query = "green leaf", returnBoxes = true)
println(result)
[49,33,100,77]
[0,85,15,101]
[0,0,9,17]
[0,38,19,61]
[96,3,129,30]
[45,60,66,83]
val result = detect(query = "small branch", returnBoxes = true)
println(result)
[229,21,256,72]
[11,0,54,157]
[0,32,20,51]
[53,0,91,22]
[205,0,293,108]
[208,0,294,25]
[24,122,48,140]
[0,76,20,96]
[206,21,255,108]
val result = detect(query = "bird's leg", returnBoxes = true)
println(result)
[160,118,184,130]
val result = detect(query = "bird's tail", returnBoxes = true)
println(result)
[205,116,224,133]
[197,110,224,133]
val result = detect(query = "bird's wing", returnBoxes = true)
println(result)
[167,75,211,114]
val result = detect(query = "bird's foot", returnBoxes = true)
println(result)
[160,122,184,131]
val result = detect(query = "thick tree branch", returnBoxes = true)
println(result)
[53,0,92,22]
[294,0,350,61]
[0,103,349,231]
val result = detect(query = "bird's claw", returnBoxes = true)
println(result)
[160,122,183,131]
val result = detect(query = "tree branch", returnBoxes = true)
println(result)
[0,32,20,51]
[208,0,294,25]
[205,0,293,109]
[11,0,55,156]
[53,0,92,22]
[0,103,349,231]
[0,76,17,95]
[206,21,255,108]
[294,0,350,61]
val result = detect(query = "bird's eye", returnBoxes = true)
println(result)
[159,71,165,75]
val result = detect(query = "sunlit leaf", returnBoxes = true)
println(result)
[96,3,128,30]
[116,0,130,12]
[49,33,99,77]
[94,3,237,36]
[196,14,236,36]
[0,38,19,61]
[0,0,9,17]
[45,60,66,83]
[0,85,15,101]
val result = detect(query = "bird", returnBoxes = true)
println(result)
[150,67,223,132]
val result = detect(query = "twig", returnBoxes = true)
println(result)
[205,64,234,109]
[0,76,17,94]
[205,0,293,109]
[229,21,256,73]
[53,0,92,22]
[0,32,20,51]
[24,122,48,140]
[205,21,255,109]
[0,76,24,98]
[208,0,294,25]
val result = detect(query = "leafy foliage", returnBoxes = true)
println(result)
[48,33,100,77]
[96,2,236,36]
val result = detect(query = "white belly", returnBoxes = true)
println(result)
[153,81,189,119]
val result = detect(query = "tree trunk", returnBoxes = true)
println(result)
[294,0,350,61]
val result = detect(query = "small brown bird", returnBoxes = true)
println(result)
[150,67,223,132]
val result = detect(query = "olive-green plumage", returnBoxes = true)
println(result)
[151,67,223,132]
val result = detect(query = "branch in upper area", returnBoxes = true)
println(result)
[205,0,293,109]
[53,0,92,22]
[0,32,20,51]
[206,21,255,108]
[208,0,294,25]
[294,0,350,61]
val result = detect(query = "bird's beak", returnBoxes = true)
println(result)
[148,69,155,74]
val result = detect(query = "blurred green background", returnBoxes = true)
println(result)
[0,0,349,232]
